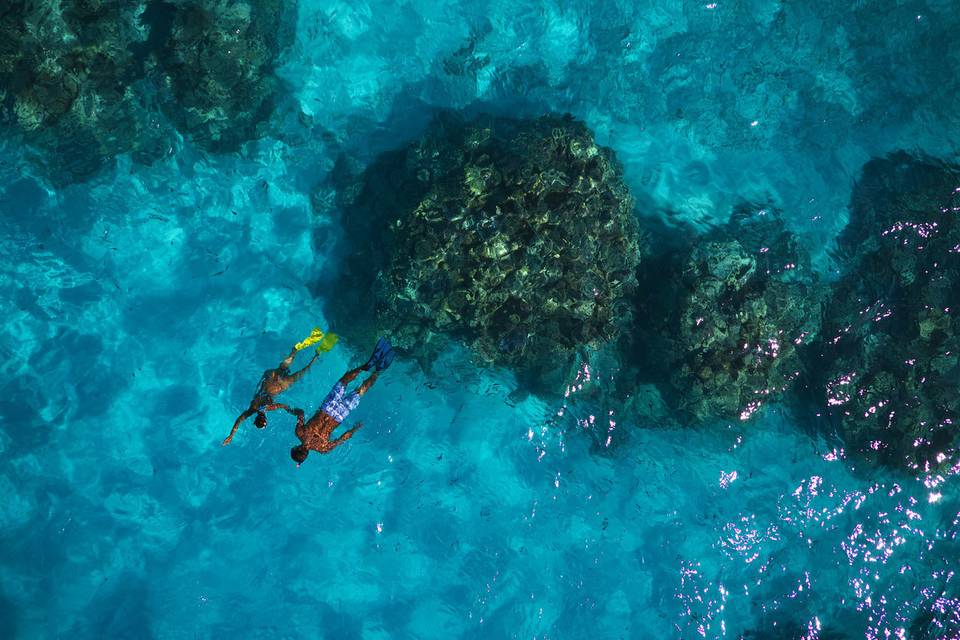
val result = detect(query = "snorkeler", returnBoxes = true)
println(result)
[222,345,320,446]
[290,337,396,465]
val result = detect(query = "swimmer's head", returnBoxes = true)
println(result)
[254,412,267,428]
[291,445,309,466]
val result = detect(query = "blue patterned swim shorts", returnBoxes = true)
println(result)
[320,382,361,423]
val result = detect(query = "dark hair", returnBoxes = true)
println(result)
[254,412,267,428]
[291,445,309,464]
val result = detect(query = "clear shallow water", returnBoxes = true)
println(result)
[2,0,960,638]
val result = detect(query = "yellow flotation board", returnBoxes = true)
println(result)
[295,327,339,353]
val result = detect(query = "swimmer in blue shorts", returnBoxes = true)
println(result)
[290,337,395,465]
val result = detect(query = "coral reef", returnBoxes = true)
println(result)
[325,113,645,392]
[807,153,960,475]
[631,206,822,423]
[149,0,296,151]
[0,0,170,182]
[0,0,296,182]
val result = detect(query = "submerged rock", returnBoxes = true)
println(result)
[149,0,297,151]
[807,153,960,475]
[631,206,822,424]
[0,0,171,182]
[0,0,295,182]
[324,113,645,393]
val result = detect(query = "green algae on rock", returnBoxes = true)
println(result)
[808,153,960,475]
[149,0,296,152]
[325,113,645,393]
[0,0,172,183]
[632,206,822,424]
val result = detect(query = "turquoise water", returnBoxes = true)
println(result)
[2,1,960,638]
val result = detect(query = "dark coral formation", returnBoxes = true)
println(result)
[325,114,645,392]
[0,0,170,182]
[149,0,296,152]
[631,206,822,423]
[0,0,295,182]
[806,153,960,475]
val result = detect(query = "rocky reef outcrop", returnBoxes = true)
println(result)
[0,0,170,182]
[631,206,822,423]
[325,113,645,392]
[807,152,960,475]
[0,0,295,183]
[149,0,296,151]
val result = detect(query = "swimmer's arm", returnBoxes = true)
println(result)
[267,404,307,428]
[330,421,363,448]
[222,409,255,446]
[262,402,299,414]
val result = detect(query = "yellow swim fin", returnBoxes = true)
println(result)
[315,332,339,353]
[295,327,325,351]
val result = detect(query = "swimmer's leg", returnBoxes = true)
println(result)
[279,347,297,370]
[337,366,366,386]
[356,371,379,396]
[286,351,320,385]
[336,373,377,420]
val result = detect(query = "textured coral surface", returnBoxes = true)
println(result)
[327,114,644,392]
[632,208,821,424]
[0,0,295,182]
[0,0,168,182]
[151,0,296,151]
[809,153,960,475]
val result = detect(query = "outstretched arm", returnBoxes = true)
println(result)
[330,421,363,449]
[223,409,256,446]
[262,402,299,415]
